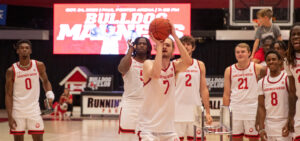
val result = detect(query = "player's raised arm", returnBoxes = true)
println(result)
[118,39,135,75]
[223,67,231,106]
[143,34,163,81]
[37,61,54,101]
[5,67,17,130]
[170,23,192,70]
[199,61,212,124]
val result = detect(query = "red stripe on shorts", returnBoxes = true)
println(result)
[232,133,244,138]
[10,130,25,135]
[294,136,300,141]
[245,134,259,139]
[28,130,44,134]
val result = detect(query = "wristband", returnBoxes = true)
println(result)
[259,129,265,134]
[46,91,55,100]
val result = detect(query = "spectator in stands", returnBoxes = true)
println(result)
[251,8,282,64]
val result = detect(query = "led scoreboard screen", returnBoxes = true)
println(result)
[53,4,191,55]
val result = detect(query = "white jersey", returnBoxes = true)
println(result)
[137,62,176,132]
[175,59,202,122]
[230,62,258,120]
[12,60,41,118]
[121,58,144,105]
[258,71,289,119]
[284,53,300,121]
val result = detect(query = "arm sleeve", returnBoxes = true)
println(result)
[257,79,264,96]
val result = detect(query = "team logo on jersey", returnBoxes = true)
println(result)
[35,123,40,128]
[197,130,201,135]
[171,68,174,71]
[249,128,253,132]
[282,81,284,84]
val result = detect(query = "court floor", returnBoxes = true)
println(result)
[0,110,249,141]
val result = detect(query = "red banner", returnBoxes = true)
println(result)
[53,3,191,55]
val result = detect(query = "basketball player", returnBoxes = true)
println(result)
[257,50,291,141]
[284,23,300,141]
[173,35,212,141]
[223,43,266,141]
[136,22,192,141]
[5,40,55,141]
[118,37,152,139]
[273,41,287,59]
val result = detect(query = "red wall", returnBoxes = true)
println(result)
[1,0,299,8]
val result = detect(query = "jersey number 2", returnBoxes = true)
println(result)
[238,78,248,89]
[25,78,32,90]
[185,74,192,87]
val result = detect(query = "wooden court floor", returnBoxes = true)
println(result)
[0,110,250,141]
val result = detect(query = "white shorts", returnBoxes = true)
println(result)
[293,120,300,140]
[119,106,140,134]
[137,131,179,141]
[265,119,288,137]
[174,122,203,141]
[10,115,44,135]
[232,120,259,139]
[267,136,292,141]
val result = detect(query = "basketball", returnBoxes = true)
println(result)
[149,18,172,40]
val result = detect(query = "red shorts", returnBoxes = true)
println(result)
[253,47,265,62]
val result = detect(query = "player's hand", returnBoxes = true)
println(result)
[8,118,17,130]
[169,22,176,37]
[282,124,289,137]
[149,33,163,47]
[205,114,213,125]
[127,39,134,49]
[259,130,267,141]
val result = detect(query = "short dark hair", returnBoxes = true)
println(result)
[262,35,275,46]
[14,39,32,50]
[265,50,282,61]
[180,35,196,48]
[272,40,287,51]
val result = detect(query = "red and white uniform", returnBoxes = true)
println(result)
[230,62,259,137]
[258,71,291,140]
[174,59,202,140]
[137,62,179,141]
[10,60,44,135]
[119,58,144,134]
[284,53,300,140]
